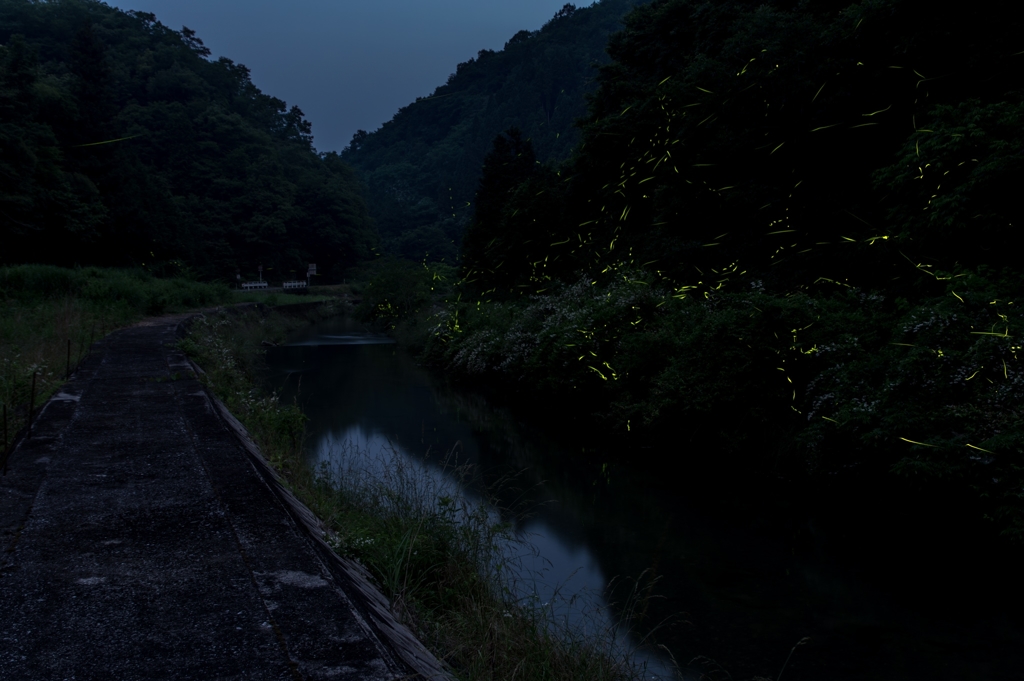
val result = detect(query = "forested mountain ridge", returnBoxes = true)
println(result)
[0,0,374,281]
[339,0,648,262]
[394,0,1024,541]
[461,0,1024,295]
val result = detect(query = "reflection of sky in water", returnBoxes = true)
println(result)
[321,426,613,622]
[292,331,682,680]
[267,319,1024,681]
[314,428,682,681]
[320,425,444,487]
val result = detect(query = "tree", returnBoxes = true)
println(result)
[551,4,578,22]
[346,129,369,153]
[340,0,648,263]
[0,34,106,263]
[461,128,568,295]
[0,0,375,279]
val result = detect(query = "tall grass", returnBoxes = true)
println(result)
[307,442,668,681]
[0,264,230,312]
[0,264,230,456]
[181,306,664,681]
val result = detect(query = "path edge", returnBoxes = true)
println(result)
[175,314,453,681]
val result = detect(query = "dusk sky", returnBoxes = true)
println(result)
[104,0,579,152]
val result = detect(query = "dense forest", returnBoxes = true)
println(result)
[458,0,1022,293]
[354,0,1024,541]
[339,0,648,262]
[5,0,1024,542]
[0,0,374,281]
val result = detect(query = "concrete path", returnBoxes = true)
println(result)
[0,314,443,680]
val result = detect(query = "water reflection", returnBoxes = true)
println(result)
[319,424,448,488]
[267,317,681,679]
[266,316,1024,681]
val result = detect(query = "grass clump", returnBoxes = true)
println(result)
[352,257,457,350]
[306,446,652,681]
[0,264,230,456]
[176,306,314,475]
[181,305,657,681]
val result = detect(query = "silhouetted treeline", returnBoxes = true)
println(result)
[339,0,648,262]
[409,0,1024,541]
[462,0,1024,295]
[0,0,374,281]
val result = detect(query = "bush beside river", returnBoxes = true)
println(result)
[351,258,1024,545]
[349,0,1024,547]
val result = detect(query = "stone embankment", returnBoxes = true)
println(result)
[0,314,446,680]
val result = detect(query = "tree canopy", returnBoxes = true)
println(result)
[0,0,374,281]
[420,0,1024,540]
[461,0,1024,296]
[339,0,648,263]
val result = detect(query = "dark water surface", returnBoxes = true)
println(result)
[265,316,1024,681]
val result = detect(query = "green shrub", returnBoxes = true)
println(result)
[0,264,229,313]
[425,266,1024,540]
[356,257,433,327]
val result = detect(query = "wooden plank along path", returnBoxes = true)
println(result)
[0,314,449,680]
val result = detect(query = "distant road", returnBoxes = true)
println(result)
[0,314,444,680]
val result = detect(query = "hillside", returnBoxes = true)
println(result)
[0,0,374,281]
[380,0,1024,542]
[339,0,648,262]
[460,0,1024,294]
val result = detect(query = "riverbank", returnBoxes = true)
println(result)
[181,303,654,681]
[344,270,1024,679]
[352,261,1024,546]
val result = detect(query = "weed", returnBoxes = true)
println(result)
[0,264,229,452]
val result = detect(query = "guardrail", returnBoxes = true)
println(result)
[241,281,268,290]
[282,281,307,289]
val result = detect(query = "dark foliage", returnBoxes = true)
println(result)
[461,128,570,296]
[464,0,1024,296]
[431,0,1024,540]
[339,0,648,263]
[0,0,374,281]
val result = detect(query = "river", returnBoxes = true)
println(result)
[265,315,1024,681]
